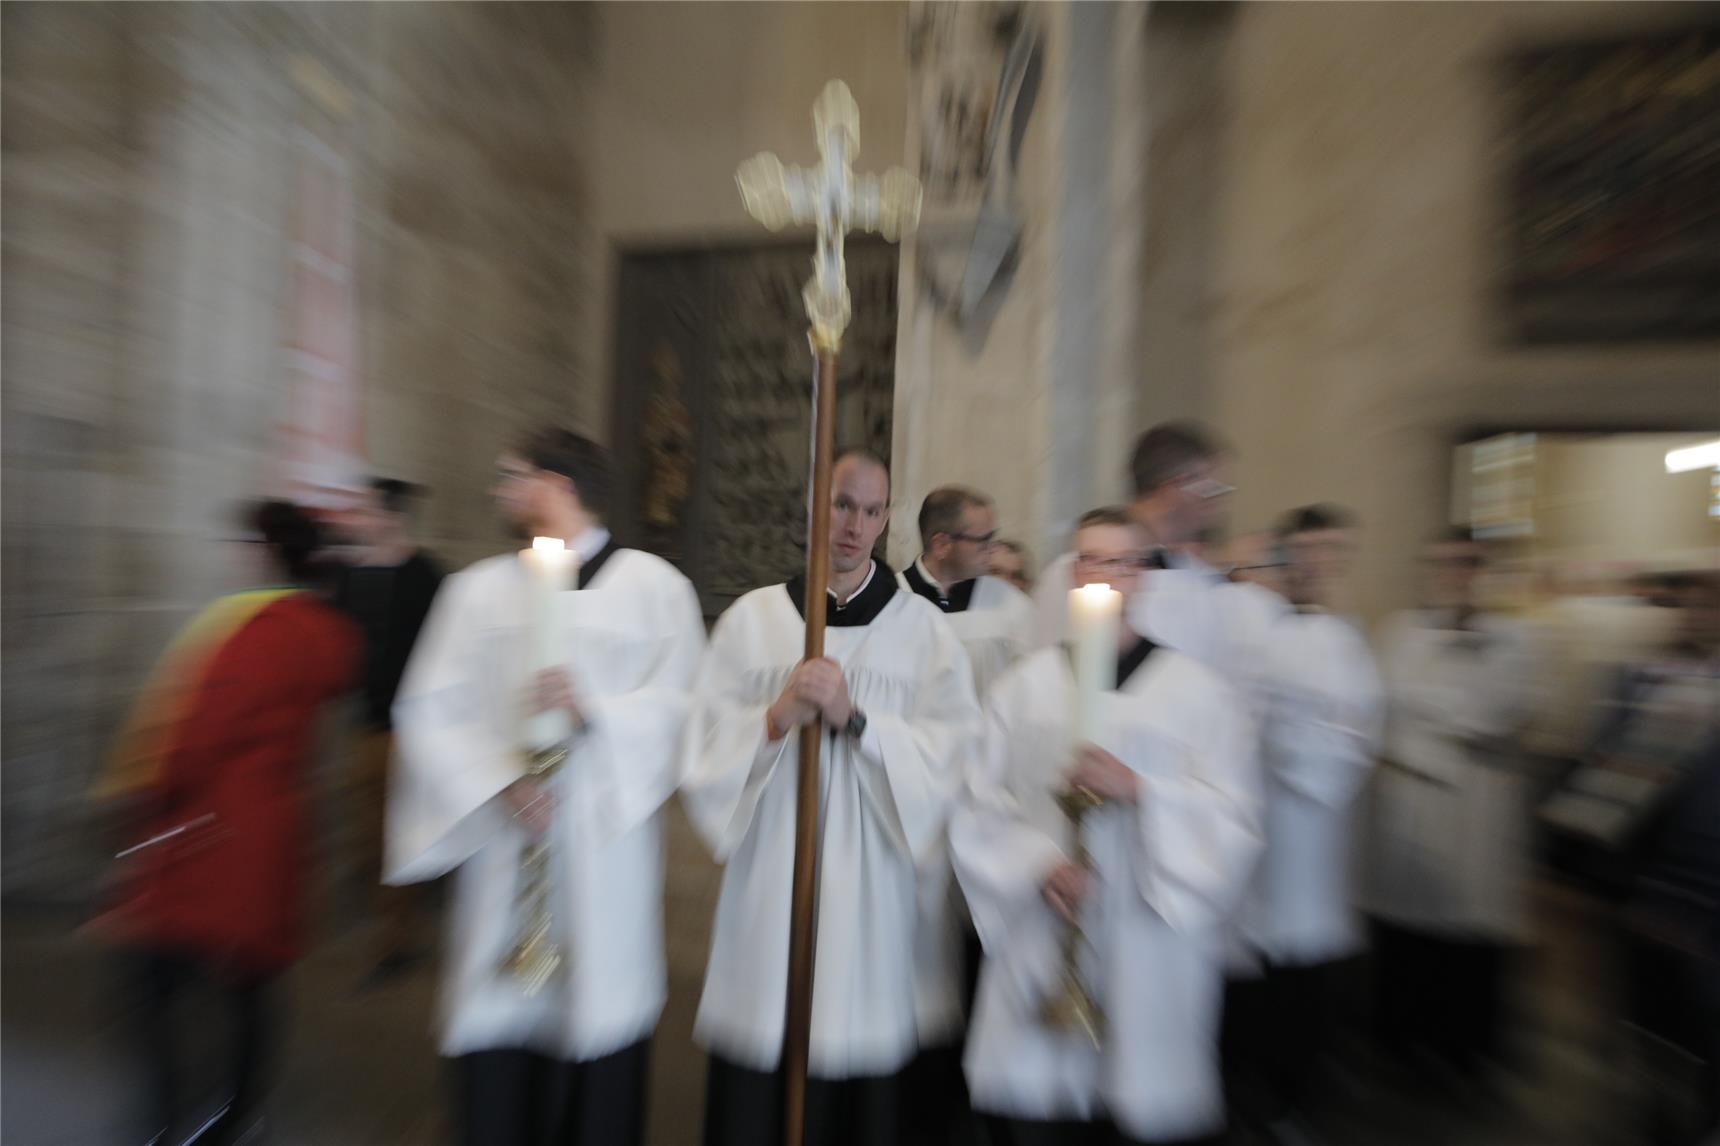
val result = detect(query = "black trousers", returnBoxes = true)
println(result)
[1222,957,1347,1124]
[902,1040,974,1146]
[1370,919,1512,1072]
[123,948,277,1140]
[981,1114,1222,1146]
[703,1054,906,1146]
[900,924,986,1146]
[451,1040,651,1146]
[1622,933,1720,1145]
[962,926,985,1016]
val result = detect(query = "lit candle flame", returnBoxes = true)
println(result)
[531,536,566,552]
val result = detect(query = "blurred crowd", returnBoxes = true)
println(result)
[77,420,1719,1146]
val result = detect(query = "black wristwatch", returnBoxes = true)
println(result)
[844,709,868,741]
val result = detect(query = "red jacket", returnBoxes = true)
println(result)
[100,592,358,974]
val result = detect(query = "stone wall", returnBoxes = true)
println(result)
[889,0,1059,563]
[1,2,594,899]
[1136,1,1233,436]
[889,0,1716,604]
[889,1,1150,566]
[362,3,595,571]
[1208,1,1720,621]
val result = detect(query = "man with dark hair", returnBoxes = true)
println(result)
[334,476,444,984]
[955,505,1261,1145]
[898,483,1035,1142]
[918,486,984,565]
[1031,421,1282,682]
[1276,504,1356,611]
[510,426,614,518]
[1033,421,1235,646]
[388,430,705,1146]
[1127,421,1231,546]
[907,485,1035,696]
[1225,504,1382,1142]
[1365,529,1538,1080]
[682,449,981,1146]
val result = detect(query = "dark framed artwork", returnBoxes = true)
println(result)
[1501,25,1720,344]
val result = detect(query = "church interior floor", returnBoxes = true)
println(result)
[1,820,1658,1146]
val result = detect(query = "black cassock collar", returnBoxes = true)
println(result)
[785,559,899,628]
[1066,634,1159,689]
[902,559,977,614]
[1116,636,1157,686]
[578,539,619,589]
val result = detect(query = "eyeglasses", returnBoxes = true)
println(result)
[947,531,998,546]
[1182,478,1234,501]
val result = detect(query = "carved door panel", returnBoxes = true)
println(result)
[613,242,897,618]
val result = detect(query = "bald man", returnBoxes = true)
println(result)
[681,449,983,1146]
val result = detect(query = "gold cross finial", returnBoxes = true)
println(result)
[736,80,923,353]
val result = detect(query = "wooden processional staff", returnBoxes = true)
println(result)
[734,80,922,1146]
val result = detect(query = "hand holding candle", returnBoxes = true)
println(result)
[532,666,585,727]
[1065,743,1139,804]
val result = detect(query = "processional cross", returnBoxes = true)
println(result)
[734,80,921,1146]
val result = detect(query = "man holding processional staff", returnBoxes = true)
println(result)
[387,429,705,1146]
[681,447,982,1146]
[680,80,972,1146]
[953,507,1263,1146]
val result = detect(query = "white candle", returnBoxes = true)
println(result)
[520,536,580,748]
[1068,583,1121,743]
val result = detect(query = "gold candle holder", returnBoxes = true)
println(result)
[499,740,570,995]
[1040,784,1106,1047]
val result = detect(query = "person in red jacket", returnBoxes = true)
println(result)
[93,499,358,1146]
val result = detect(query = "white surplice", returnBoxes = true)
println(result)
[901,563,1036,699]
[680,570,981,1078]
[387,544,705,1060]
[1364,609,1538,941]
[953,643,1262,1141]
[1239,609,1384,967]
[897,562,1037,1046]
